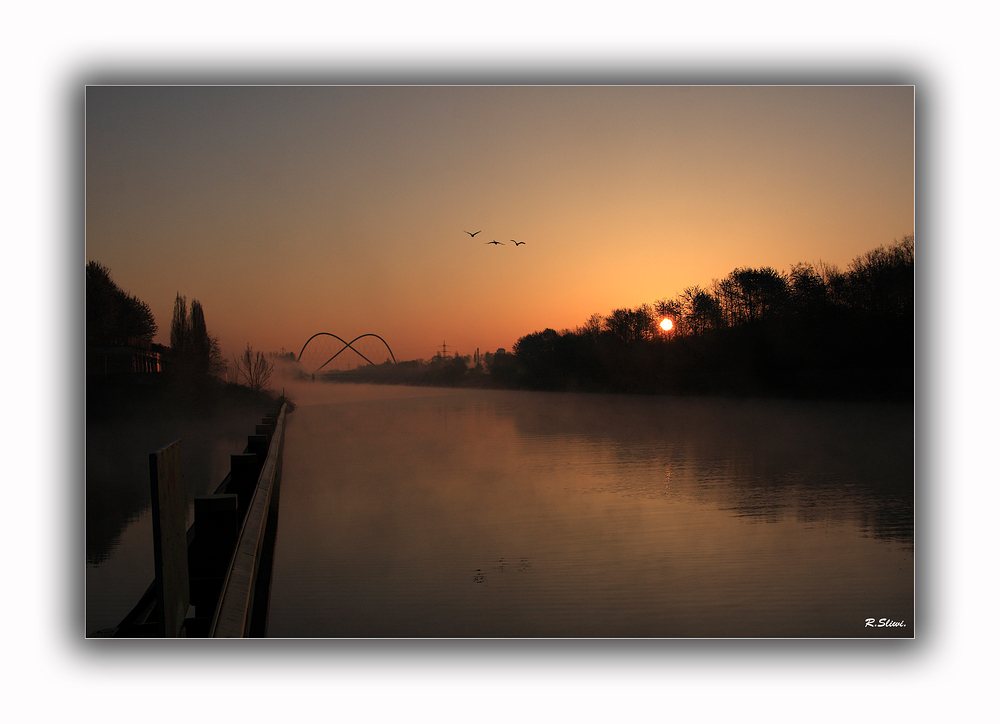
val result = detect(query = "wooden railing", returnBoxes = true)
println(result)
[209,406,286,637]
[109,401,288,638]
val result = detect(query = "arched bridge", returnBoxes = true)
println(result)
[297,333,397,375]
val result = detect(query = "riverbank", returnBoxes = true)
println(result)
[318,352,913,402]
[86,375,282,633]
[87,374,281,421]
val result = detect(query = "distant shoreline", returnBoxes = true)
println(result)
[314,363,913,404]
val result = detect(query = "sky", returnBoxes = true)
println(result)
[85,85,913,365]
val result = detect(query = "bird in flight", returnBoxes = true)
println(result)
[486,240,504,245]
[465,230,481,238]
[511,240,525,246]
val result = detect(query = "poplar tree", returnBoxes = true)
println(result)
[189,300,210,377]
[170,293,188,357]
[170,293,223,379]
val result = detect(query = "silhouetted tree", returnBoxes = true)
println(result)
[844,235,914,316]
[715,267,790,326]
[813,260,849,307]
[170,293,225,379]
[187,301,224,377]
[233,343,274,392]
[487,348,518,385]
[654,297,686,335]
[689,288,724,335]
[604,305,657,345]
[578,313,603,343]
[788,262,828,314]
[656,286,723,337]
[426,354,468,384]
[188,300,210,375]
[512,329,561,387]
[170,294,188,355]
[86,261,157,347]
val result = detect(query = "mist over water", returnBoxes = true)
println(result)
[268,383,912,637]
[85,381,275,635]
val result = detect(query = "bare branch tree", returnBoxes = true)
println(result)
[233,343,274,392]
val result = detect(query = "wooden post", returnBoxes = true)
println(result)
[247,434,269,472]
[210,403,287,637]
[188,494,239,623]
[149,439,189,637]
[229,453,259,513]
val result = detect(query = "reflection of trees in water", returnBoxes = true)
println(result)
[86,411,270,565]
[501,393,912,544]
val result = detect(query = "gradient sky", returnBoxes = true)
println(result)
[85,85,913,363]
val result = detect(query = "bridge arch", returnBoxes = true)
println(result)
[297,333,397,375]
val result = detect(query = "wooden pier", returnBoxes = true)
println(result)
[105,402,288,638]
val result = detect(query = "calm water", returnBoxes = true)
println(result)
[86,404,270,636]
[267,383,913,638]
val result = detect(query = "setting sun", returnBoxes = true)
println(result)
[660,318,674,332]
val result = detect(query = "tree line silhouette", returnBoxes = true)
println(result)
[86,261,277,414]
[342,235,913,401]
[88,231,914,402]
[86,261,157,348]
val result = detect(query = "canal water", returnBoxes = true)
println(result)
[267,383,913,638]
[86,401,271,636]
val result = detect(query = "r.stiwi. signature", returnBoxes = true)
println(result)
[865,618,906,628]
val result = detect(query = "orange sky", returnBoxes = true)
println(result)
[85,85,913,364]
